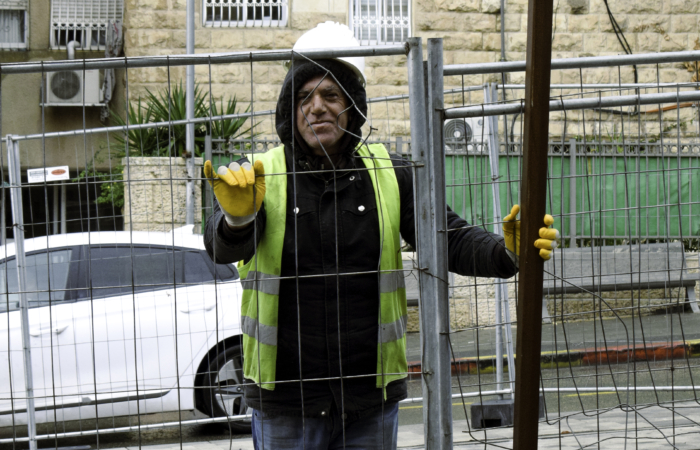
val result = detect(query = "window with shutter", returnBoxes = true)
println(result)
[0,0,28,50]
[350,0,410,45]
[50,0,123,51]
[203,0,288,28]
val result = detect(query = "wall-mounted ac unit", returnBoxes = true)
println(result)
[443,118,489,151]
[43,70,104,106]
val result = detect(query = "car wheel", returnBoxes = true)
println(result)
[200,343,252,432]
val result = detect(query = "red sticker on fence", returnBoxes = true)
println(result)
[27,165,70,183]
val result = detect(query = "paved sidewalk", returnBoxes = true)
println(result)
[102,424,426,450]
[93,401,700,450]
[396,401,700,448]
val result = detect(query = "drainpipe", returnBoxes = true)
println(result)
[67,40,80,60]
[499,0,510,144]
[500,0,506,62]
[60,41,80,234]
[185,0,195,227]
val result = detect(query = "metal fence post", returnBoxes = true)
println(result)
[1,185,5,245]
[485,83,503,396]
[427,37,452,450]
[407,36,434,449]
[485,83,516,398]
[60,181,66,234]
[204,134,213,225]
[1,69,4,246]
[569,138,577,247]
[7,137,38,450]
[185,0,195,226]
[53,184,59,234]
[409,36,452,449]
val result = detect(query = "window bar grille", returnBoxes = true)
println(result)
[50,0,123,51]
[203,0,288,28]
[351,0,409,44]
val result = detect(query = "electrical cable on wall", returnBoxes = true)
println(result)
[602,0,638,84]
[601,0,640,116]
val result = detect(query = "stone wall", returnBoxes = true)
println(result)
[421,0,700,139]
[123,0,348,139]
[123,0,700,142]
[122,157,202,232]
[408,252,699,330]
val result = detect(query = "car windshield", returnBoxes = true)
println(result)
[0,249,73,313]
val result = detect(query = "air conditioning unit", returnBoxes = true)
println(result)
[43,70,104,106]
[443,118,488,152]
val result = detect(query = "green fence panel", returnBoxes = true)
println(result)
[445,153,700,240]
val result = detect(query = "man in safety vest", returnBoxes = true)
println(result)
[204,22,558,450]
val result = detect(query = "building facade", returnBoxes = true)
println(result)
[0,0,127,237]
[0,0,126,168]
[122,0,700,139]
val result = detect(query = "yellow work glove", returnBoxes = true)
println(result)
[204,159,266,227]
[536,214,559,261]
[503,204,560,261]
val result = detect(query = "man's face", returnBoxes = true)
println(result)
[295,75,350,158]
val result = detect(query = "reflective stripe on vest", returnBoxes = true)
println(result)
[239,143,407,391]
[241,315,278,347]
[380,270,406,293]
[380,314,408,343]
[241,270,280,296]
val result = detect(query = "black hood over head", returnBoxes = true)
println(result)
[275,59,368,164]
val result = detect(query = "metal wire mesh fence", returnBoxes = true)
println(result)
[438,46,700,449]
[1,39,700,450]
[0,43,427,450]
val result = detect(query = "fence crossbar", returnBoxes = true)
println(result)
[501,82,700,90]
[444,49,700,76]
[445,90,700,119]
[345,83,700,105]
[0,45,408,74]
[10,110,275,142]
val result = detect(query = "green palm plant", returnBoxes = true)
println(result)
[111,82,253,158]
[80,82,254,209]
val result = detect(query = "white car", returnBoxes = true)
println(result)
[0,227,250,432]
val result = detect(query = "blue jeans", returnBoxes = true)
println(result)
[251,402,399,450]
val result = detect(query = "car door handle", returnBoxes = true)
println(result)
[179,303,216,314]
[30,325,69,337]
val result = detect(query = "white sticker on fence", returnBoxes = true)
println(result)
[26,166,70,183]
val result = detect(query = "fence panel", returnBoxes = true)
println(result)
[1,43,442,450]
[444,145,700,242]
[441,48,700,449]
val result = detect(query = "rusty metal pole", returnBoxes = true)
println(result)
[512,0,554,448]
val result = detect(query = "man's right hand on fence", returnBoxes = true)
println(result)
[204,159,266,228]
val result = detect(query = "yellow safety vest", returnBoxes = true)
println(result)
[238,143,408,391]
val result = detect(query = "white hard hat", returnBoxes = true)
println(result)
[289,21,366,87]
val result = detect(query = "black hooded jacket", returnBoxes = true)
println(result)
[204,60,518,419]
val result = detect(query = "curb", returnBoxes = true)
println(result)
[407,339,700,375]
